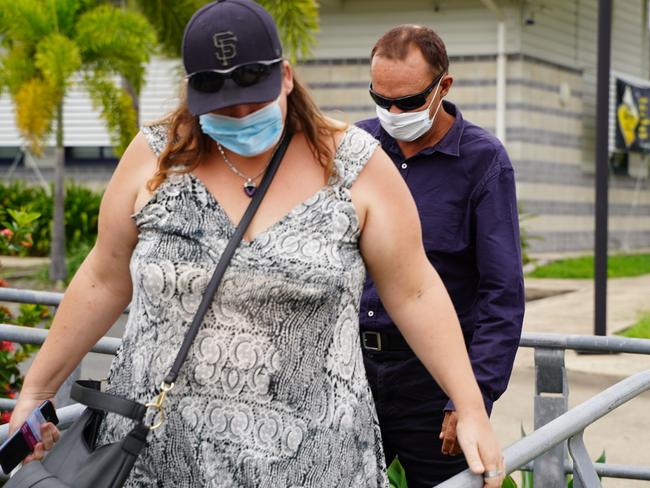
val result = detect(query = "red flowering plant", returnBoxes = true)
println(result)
[0,208,39,257]
[0,305,51,424]
[0,208,50,426]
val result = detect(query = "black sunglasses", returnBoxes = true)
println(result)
[369,71,445,111]
[186,58,283,93]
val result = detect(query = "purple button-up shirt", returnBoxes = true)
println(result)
[357,101,525,413]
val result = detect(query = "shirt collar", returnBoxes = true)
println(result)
[377,100,465,159]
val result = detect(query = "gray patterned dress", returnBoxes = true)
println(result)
[97,124,389,487]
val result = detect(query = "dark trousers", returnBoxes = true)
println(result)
[363,349,468,488]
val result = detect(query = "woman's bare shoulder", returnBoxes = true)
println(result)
[102,131,160,218]
[325,117,350,146]
[115,131,159,183]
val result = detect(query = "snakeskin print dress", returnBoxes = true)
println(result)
[97,124,389,487]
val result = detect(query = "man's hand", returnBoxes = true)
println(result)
[440,410,463,456]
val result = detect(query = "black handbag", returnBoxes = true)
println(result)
[5,132,293,487]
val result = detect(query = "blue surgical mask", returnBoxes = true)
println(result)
[199,98,284,157]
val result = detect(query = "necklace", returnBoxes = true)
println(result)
[216,143,272,197]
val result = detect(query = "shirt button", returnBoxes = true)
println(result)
[401,163,408,169]
[368,311,375,317]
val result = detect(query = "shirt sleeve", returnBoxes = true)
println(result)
[445,158,525,415]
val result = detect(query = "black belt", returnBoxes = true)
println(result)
[360,329,412,352]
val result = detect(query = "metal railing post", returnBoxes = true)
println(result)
[569,431,602,488]
[533,347,569,487]
[438,369,650,488]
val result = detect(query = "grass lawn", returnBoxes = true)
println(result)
[528,253,650,279]
[616,311,650,339]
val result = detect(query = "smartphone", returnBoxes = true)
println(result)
[0,400,59,474]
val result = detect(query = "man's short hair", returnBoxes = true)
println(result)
[371,25,449,75]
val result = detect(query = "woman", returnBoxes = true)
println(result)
[10,1,505,486]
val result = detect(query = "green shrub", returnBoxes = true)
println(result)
[0,181,102,257]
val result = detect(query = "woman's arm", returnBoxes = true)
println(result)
[353,146,504,486]
[9,132,157,439]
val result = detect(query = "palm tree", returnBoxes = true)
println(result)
[259,0,319,63]
[131,0,319,61]
[0,0,317,283]
[0,0,157,282]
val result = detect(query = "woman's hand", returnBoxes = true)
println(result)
[455,409,505,488]
[8,396,61,464]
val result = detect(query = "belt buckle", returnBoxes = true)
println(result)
[362,331,382,352]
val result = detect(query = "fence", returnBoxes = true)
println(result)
[1,288,650,487]
[439,335,650,488]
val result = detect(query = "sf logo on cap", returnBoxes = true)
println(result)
[213,31,238,66]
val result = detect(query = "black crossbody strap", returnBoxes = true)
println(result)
[71,380,147,421]
[163,132,293,385]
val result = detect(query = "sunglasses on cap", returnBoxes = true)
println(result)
[186,58,283,93]
[369,71,446,111]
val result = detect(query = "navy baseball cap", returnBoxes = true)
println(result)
[182,0,284,115]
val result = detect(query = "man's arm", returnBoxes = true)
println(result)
[445,156,525,415]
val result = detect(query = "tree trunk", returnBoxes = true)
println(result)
[119,1,140,125]
[122,77,140,124]
[49,103,66,283]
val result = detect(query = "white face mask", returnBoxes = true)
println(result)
[376,78,444,142]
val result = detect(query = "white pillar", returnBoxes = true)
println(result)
[496,20,507,145]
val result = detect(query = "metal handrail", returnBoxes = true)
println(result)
[0,287,129,313]
[520,332,650,354]
[0,288,64,307]
[0,324,120,355]
[519,460,650,480]
[2,286,650,484]
[2,287,649,353]
[438,369,650,487]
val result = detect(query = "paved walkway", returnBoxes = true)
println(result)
[522,275,650,377]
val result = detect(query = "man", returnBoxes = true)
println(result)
[357,25,525,487]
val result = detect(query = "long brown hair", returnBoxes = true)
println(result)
[147,72,344,191]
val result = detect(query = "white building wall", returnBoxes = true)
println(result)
[0,96,21,147]
[139,59,184,125]
[315,0,521,59]
[0,76,114,148]
[514,0,648,167]
[520,0,580,67]
[60,77,112,147]
[0,64,183,149]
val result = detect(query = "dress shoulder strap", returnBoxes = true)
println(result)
[140,123,170,157]
[333,125,380,189]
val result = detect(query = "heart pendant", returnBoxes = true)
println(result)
[243,181,256,197]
